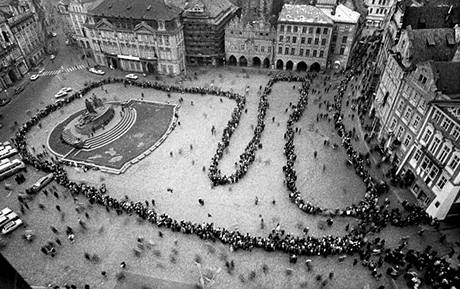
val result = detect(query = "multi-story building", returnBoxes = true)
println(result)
[178,0,238,66]
[225,16,275,68]
[85,0,186,75]
[240,0,274,19]
[320,4,360,69]
[398,73,460,220]
[56,0,74,42]
[364,0,395,29]
[0,0,45,67]
[67,0,104,56]
[371,26,460,161]
[275,4,333,71]
[0,11,28,89]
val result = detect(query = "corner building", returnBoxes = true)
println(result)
[85,0,186,75]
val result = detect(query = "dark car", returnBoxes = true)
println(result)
[14,85,25,95]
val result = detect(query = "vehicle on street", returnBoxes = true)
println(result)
[54,91,68,99]
[0,159,25,181]
[0,144,18,160]
[51,32,57,37]
[2,218,23,234]
[89,67,105,75]
[14,85,25,95]
[62,87,73,93]
[38,68,45,74]
[30,74,39,81]
[0,98,10,106]
[0,208,12,219]
[50,54,55,60]
[31,173,54,193]
[125,73,138,80]
[0,211,18,228]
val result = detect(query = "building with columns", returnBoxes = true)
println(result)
[85,0,186,75]
[225,16,275,68]
[398,91,460,220]
[275,4,333,71]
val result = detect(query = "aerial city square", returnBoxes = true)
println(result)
[0,0,459,288]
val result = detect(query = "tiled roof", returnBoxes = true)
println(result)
[402,6,460,29]
[407,28,458,64]
[430,61,460,98]
[89,0,181,21]
[278,4,333,25]
[320,4,360,24]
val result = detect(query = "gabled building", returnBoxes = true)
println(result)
[85,0,186,75]
[364,0,396,28]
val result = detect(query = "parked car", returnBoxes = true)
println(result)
[2,218,23,234]
[31,173,54,193]
[125,73,138,80]
[14,85,25,95]
[54,91,68,99]
[89,67,105,75]
[50,54,56,60]
[61,87,73,93]
[30,74,39,81]
[38,68,45,74]
[51,32,57,37]
[0,211,17,228]
[0,208,12,219]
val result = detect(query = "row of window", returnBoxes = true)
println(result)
[279,35,333,46]
[412,150,451,190]
[228,30,270,37]
[432,109,460,140]
[370,0,388,5]
[421,127,458,167]
[277,46,326,58]
[279,25,329,36]
[369,7,388,15]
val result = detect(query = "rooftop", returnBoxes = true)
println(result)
[406,28,458,65]
[402,6,460,29]
[182,0,235,18]
[430,61,460,98]
[320,4,360,24]
[89,0,181,21]
[278,4,333,25]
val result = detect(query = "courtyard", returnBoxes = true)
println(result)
[0,65,459,289]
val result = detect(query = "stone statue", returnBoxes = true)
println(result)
[85,99,96,114]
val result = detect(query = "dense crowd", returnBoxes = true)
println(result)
[8,35,459,289]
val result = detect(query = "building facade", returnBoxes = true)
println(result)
[399,100,460,220]
[180,0,238,66]
[85,0,186,75]
[225,16,275,68]
[364,0,395,28]
[0,0,45,67]
[275,4,333,71]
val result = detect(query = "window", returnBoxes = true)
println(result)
[397,126,404,139]
[412,115,421,129]
[433,110,442,122]
[285,47,289,54]
[301,37,305,44]
[429,137,441,154]
[240,44,245,50]
[278,46,283,54]
[293,26,298,33]
[307,38,312,44]
[280,25,284,32]
[418,74,427,84]
[299,48,304,56]
[404,134,412,147]
[292,36,297,43]
[254,45,259,52]
[390,118,397,130]
[439,145,451,164]
[441,118,452,130]
[437,175,447,189]
[279,35,284,42]
[261,46,265,52]
[313,50,317,57]
[314,38,319,45]
[287,25,291,33]
[342,36,348,43]
[302,27,307,33]
[452,125,460,140]
[309,27,313,34]
[413,148,422,162]
[404,107,413,120]
[422,128,432,143]
[286,36,290,42]
[306,49,310,56]
[319,50,324,57]
[427,166,439,183]
[397,100,405,112]
[449,155,460,171]
[316,27,321,34]
[340,46,345,55]
[323,28,328,34]
[321,38,326,45]
[291,48,295,55]
[268,47,271,53]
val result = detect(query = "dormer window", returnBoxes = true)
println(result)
[158,20,165,31]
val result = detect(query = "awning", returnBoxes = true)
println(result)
[117,55,139,61]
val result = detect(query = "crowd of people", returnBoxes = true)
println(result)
[8,35,459,289]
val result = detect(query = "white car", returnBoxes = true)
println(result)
[51,32,57,37]
[30,74,39,81]
[38,68,45,74]
[54,91,68,99]
[50,54,56,60]
[2,218,23,234]
[89,67,105,75]
[62,87,73,93]
[125,73,138,80]
[31,173,54,192]
[0,208,12,219]
[0,211,17,228]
